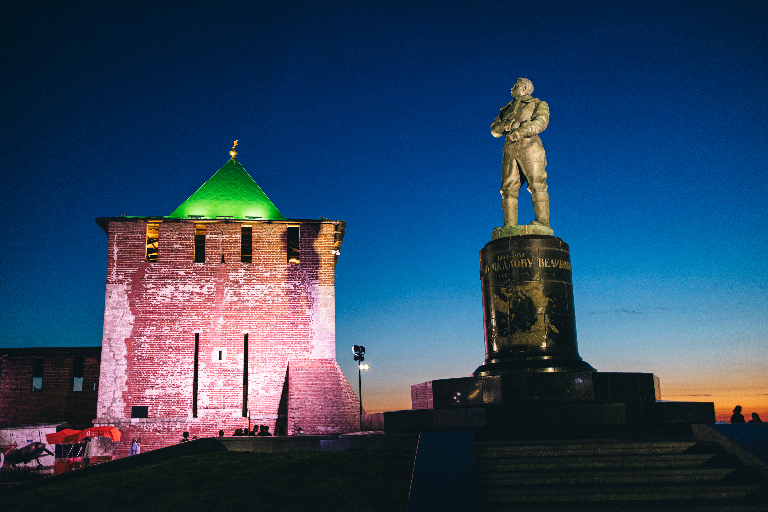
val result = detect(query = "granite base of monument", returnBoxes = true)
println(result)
[381,372,714,436]
[380,234,715,437]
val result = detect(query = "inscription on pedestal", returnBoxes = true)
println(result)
[476,235,595,375]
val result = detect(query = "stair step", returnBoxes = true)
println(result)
[473,439,768,508]
[481,483,766,503]
[474,441,700,456]
[479,467,761,485]
[481,501,768,512]
[474,440,698,446]
[477,453,727,470]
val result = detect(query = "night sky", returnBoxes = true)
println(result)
[2,1,766,421]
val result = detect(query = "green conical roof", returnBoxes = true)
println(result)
[168,159,285,220]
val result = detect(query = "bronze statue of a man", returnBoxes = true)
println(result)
[491,78,550,227]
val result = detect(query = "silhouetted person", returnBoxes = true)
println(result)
[256,425,272,436]
[180,431,190,443]
[749,412,762,423]
[731,406,745,423]
[82,438,91,467]
[233,428,243,436]
[218,430,224,437]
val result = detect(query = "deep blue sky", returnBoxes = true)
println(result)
[2,1,766,417]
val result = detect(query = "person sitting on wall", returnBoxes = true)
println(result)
[749,412,762,423]
[233,428,242,436]
[180,432,190,443]
[296,427,304,436]
[218,430,224,437]
[731,406,745,423]
[256,425,272,436]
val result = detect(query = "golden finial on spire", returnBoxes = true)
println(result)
[229,140,239,159]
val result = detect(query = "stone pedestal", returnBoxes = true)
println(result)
[381,372,715,435]
[476,235,594,375]
[380,233,716,436]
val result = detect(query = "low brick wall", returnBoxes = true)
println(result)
[0,348,100,429]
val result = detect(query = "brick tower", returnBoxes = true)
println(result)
[94,152,360,456]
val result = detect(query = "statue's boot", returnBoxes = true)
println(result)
[503,198,518,226]
[530,192,550,227]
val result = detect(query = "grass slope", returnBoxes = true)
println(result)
[1,451,415,512]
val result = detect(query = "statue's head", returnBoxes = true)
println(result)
[511,78,533,97]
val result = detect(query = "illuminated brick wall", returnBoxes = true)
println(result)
[411,381,433,410]
[0,347,101,429]
[94,218,360,457]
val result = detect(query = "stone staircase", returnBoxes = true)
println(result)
[474,438,768,511]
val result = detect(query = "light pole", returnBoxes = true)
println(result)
[353,345,367,424]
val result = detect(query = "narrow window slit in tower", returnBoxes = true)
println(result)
[193,333,199,418]
[146,222,159,262]
[242,334,249,417]
[73,355,84,392]
[194,225,206,263]
[32,358,43,391]
[287,226,300,264]
[241,225,252,263]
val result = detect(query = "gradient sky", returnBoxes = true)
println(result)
[2,1,766,422]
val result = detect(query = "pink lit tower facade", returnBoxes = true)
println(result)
[94,148,359,456]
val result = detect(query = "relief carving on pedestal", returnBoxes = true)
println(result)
[491,282,558,350]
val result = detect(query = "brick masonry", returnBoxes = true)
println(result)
[0,347,101,429]
[95,218,360,457]
[411,381,434,410]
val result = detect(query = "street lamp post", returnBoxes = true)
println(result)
[353,345,366,426]
[357,363,369,415]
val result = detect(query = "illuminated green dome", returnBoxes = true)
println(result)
[168,159,285,220]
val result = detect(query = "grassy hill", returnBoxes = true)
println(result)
[0,451,415,512]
